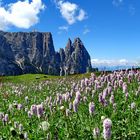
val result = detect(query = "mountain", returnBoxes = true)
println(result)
[0,31,91,76]
[94,65,138,71]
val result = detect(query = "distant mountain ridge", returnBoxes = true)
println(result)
[0,31,91,75]
[93,65,139,71]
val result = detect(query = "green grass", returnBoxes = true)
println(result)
[0,74,61,83]
[0,72,102,83]
[0,72,140,139]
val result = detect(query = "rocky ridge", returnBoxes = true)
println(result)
[0,31,92,76]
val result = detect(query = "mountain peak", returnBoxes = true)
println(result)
[66,38,72,48]
[0,31,91,75]
[74,37,83,47]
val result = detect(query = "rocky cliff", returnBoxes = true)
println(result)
[0,31,91,76]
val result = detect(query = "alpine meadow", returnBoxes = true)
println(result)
[0,0,140,139]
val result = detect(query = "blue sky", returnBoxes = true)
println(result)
[0,0,140,66]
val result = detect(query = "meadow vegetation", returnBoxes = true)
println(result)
[0,70,140,139]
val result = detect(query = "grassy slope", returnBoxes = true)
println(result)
[0,72,101,83]
[0,74,59,83]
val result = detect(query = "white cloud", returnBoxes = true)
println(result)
[91,58,137,67]
[56,0,87,25]
[58,25,69,31]
[0,0,45,30]
[77,9,86,21]
[119,59,127,63]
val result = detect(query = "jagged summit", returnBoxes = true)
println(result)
[0,31,91,76]
[73,37,84,47]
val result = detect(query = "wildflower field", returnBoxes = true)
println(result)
[0,70,140,139]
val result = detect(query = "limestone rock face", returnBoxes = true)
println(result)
[0,31,92,75]
[63,38,92,74]
[0,33,22,75]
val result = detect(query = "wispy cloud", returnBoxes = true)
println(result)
[55,0,87,25]
[83,26,90,35]
[112,0,136,16]
[91,58,137,67]
[112,0,123,7]
[129,5,136,16]
[0,0,45,30]
[58,25,69,31]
